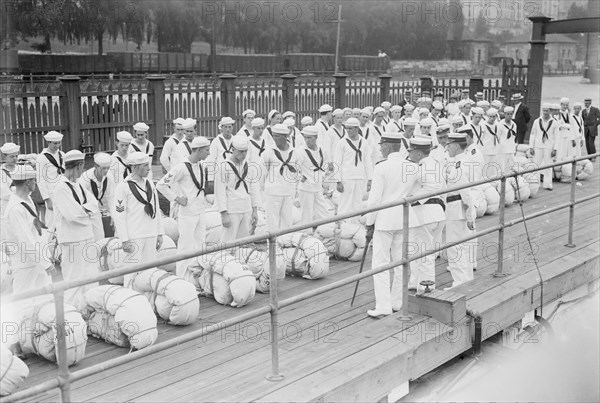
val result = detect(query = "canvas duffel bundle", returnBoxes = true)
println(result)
[0,345,29,396]
[277,233,329,279]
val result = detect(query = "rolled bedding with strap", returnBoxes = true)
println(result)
[277,232,329,279]
[234,245,285,293]
[314,222,366,261]
[0,345,29,396]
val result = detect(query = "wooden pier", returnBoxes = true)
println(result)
[14,166,600,403]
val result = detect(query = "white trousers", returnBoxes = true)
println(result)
[409,222,441,291]
[482,155,503,180]
[60,238,99,310]
[176,213,206,278]
[338,179,366,221]
[219,212,252,246]
[500,152,515,174]
[298,190,330,226]
[123,236,157,288]
[533,148,553,188]
[265,194,293,233]
[372,230,404,313]
[445,219,476,287]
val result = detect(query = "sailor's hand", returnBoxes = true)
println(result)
[175,196,188,206]
[551,150,557,158]
[572,140,577,148]
[221,212,231,228]
[467,221,475,231]
[529,148,535,156]
[336,182,344,193]
[45,199,53,210]
[45,264,58,277]
[366,224,375,240]
[156,235,163,250]
[122,240,135,253]
[327,162,334,173]
[366,180,372,192]
[581,140,584,147]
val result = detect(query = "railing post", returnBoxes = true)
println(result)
[220,74,237,118]
[379,73,392,104]
[565,160,577,247]
[266,235,284,381]
[334,73,348,109]
[53,290,72,402]
[419,76,433,99]
[147,75,166,148]
[399,202,412,321]
[494,177,509,277]
[58,75,81,152]
[280,74,297,113]
[469,76,484,101]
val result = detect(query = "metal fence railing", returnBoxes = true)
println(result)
[2,153,599,402]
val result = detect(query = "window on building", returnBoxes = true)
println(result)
[544,49,549,61]
[478,49,482,64]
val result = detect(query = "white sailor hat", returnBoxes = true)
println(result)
[439,118,450,126]
[93,152,112,167]
[343,107,352,113]
[44,131,63,142]
[541,103,552,110]
[191,136,210,148]
[407,135,433,151]
[301,126,318,137]
[0,142,20,155]
[475,92,484,97]
[560,97,570,104]
[477,100,490,107]
[251,117,265,127]
[268,109,280,121]
[11,164,36,180]
[271,123,289,135]
[461,89,470,93]
[379,132,405,144]
[416,97,424,103]
[116,131,133,143]
[318,104,333,113]
[352,107,362,114]
[471,107,485,115]
[243,109,256,118]
[447,132,468,144]
[390,105,402,112]
[360,108,372,116]
[128,151,150,165]
[455,125,474,137]
[231,135,249,150]
[424,97,432,103]
[503,106,514,113]
[173,117,185,126]
[332,108,343,117]
[403,117,418,126]
[550,103,560,110]
[365,106,374,114]
[573,102,583,108]
[404,104,415,111]
[181,118,196,130]
[511,93,523,100]
[282,111,295,119]
[486,108,498,117]
[451,115,464,125]
[300,116,313,125]
[133,122,150,132]
[432,101,444,110]
[420,118,434,127]
[283,117,296,127]
[343,117,360,127]
[219,116,235,126]
[418,108,430,115]
[491,100,502,108]
[457,99,469,107]
[436,124,451,133]
[64,150,85,163]
[373,106,385,115]
[381,101,392,108]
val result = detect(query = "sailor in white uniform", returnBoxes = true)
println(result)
[300,116,314,129]
[78,152,114,237]
[53,150,102,309]
[284,116,306,150]
[108,130,133,187]
[529,103,558,190]
[315,104,333,151]
[498,106,517,173]
[481,108,503,179]
[214,135,260,244]
[129,122,155,180]
[236,109,256,137]
[571,102,585,158]
[365,132,419,318]
[36,131,66,229]
[1,142,20,242]
[208,116,236,167]
[157,136,211,277]
[386,105,404,133]
[160,117,185,172]
[113,152,164,287]
[381,101,392,124]
[171,118,197,169]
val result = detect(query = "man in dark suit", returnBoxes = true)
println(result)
[583,98,600,160]
[511,93,531,144]
[399,90,413,108]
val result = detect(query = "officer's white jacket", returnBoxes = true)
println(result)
[52,176,98,243]
[36,148,65,201]
[113,178,164,242]
[262,146,301,197]
[465,144,485,182]
[529,117,558,150]
[78,167,114,214]
[445,152,476,222]
[214,156,260,214]
[297,146,329,193]
[365,153,419,230]
[3,192,52,270]
[156,157,208,217]
[332,136,373,182]
[411,156,446,226]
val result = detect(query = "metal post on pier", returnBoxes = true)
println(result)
[399,203,412,321]
[565,160,578,247]
[53,290,72,402]
[266,235,284,381]
[494,177,509,277]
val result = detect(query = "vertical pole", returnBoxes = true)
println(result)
[334,3,342,74]
[280,74,297,113]
[54,290,71,402]
[147,75,166,148]
[527,15,551,120]
[494,177,509,277]
[419,76,433,99]
[220,74,237,119]
[379,74,392,105]
[266,236,284,381]
[565,160,577,247]
[399,203,412,321]
[334,73,348,109]
[58,75,81,151]
[469,76,484,101]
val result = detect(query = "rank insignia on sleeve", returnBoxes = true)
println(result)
[455,161,461,168]
[471,149,476,155]
[115,200,124,213]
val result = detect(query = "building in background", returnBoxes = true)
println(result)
[447,30,491,65]
[502,33,578,70]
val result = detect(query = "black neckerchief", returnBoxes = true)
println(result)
[250,138,266,156]
[44,152,65,174]
[20,201,46,236]
[173,137,180,145]
[486,124,499,146]
[184,161,204,196]
[90,176,108,205]
[372,124,383,138]
[227,160,249,193]
[130,142,150,154]
[319,120,329,131]
[273,149,297,175]
[127,179,155,218]
[305,148,325,172]
[115,155,131,179]
[503,122,516,139]
[539,119,553,142]
[471,124,483,146]
[346,138,363,166]
[561,111,570,124]
[65,182,87,205]
[219,136,233,159]
[244,128,251,137]
[361,127,370,140]
[183,140,192,154]
[393,121,402,132]
[332,126,345,139]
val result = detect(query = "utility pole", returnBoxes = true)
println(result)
[334,4,342,74]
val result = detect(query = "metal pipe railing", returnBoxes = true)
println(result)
[3,152,598,402]
[494,177,508,277]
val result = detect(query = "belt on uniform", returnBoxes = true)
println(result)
[447,194,462,203]
[411,197,446,211]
